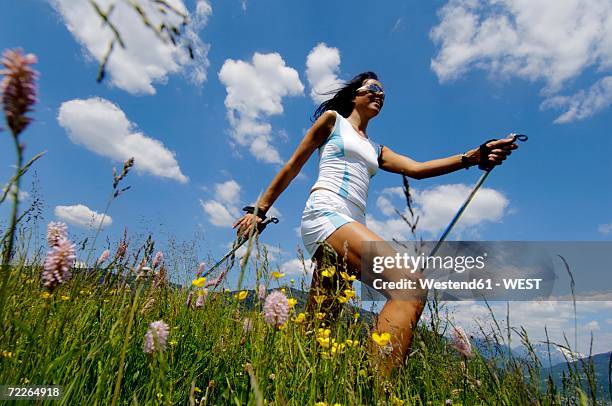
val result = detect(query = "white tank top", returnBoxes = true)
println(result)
[310,111,383,213]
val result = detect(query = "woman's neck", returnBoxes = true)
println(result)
[346,110,370,135]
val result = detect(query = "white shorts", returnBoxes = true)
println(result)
[300,188,366,258]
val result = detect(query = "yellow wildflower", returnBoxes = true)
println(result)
[353,312,360,320]
[271,271,285,279]
[391,395,405,406]
[192,277,206,288]
[61,295,70,301]
[337,296,348,304]
[345,339,359,347]
[343,289,356,299]
[372,332,391,347]
[331,342,345,355]
[316,312,325,320]
[320,266,336,278]
[315,402,327,406]
[235,290,248,301]
[280,288,286,293]
[41,292,52,299]
[317,336,330,348]
[317,328,331,338]
[287,298,298,308]
[292,312,306,324]
[1,350,12,358]
[169,340,178,347]
[339,271,356,282]
[278,323,287,331]
[314,295,327,304]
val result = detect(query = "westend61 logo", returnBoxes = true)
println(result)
[372,252,487,274]
[359,241,612,302]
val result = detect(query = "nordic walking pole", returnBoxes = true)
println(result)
[201,208,279,280]
[428,133,528,257]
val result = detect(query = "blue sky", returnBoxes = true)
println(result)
[1,0,611,353]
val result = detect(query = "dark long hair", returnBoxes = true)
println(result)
[311,71,379,122]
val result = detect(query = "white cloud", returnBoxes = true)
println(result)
[305,43,342,104]
[598,222,612,235]
[541,76,612,123]
[215,180,241,206]
[200,199,237,227]
[200,180,242,227]
[430,0,612,122]
[2,184,30,202]
[218,52,304,164]
[49,0,211,95]
[414,184,508,235]
[232,243,283,262]
[58,97,188,183]
[368,184,509,239]
[447,300,612,354]
[391,18,405,33]
[376,195,397,217]
[280,258,315,276]
[200,179,282,228]
[584,320,600,331]
[55,204,112,229]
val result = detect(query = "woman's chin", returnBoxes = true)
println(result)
[368,106,381,116]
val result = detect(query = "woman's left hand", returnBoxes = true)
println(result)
[470,136,519,168]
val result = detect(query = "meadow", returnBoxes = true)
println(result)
[1,47,610,405]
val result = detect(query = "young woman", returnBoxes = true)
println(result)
[233,71,519,370]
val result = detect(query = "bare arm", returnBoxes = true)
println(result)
[379,137,518,179]
[232,110,337,236]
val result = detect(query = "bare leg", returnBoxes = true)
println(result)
[306,239,356,323]
[310,221,426,373]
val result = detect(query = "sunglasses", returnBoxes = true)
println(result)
[356,83,385,99]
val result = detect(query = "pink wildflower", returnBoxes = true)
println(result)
[243,318,253,333]
[115,240,127,260]
[46,221,67,247]
[97,249,110,265]
[42,237,75,291]
[143,320,169,354]
[257,283,267,300]
[0,49,38,136]
[197,262,205,277]
[152,251,164,268]
[195,290,207,308]
[450,326,473,357]
[263,290,289,328]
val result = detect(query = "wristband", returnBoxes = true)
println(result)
[478,139,498,170]
[242,206,267,220]
[461,152,472,169]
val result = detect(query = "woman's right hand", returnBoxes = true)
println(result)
[232,213,265,240]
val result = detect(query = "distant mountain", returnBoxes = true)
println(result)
[472,337,512,360]
[541,351,611,398]
[513,343,586,367]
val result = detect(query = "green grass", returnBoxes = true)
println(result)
[0,252,608,405]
